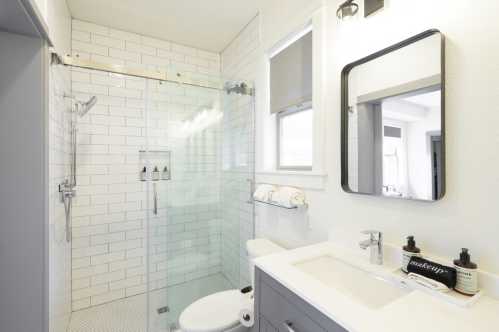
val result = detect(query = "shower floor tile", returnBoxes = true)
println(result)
[68,273,233,332]
[68,293,147,332]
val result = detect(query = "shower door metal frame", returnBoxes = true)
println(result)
[52,53,238,91]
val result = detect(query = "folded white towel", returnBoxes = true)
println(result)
[270,186,306,208]
[253,184,276,202]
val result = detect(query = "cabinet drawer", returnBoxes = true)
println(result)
[260,280,325,332]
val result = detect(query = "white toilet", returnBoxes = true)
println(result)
[178,239,285,332]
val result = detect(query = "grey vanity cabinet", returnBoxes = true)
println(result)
[259,316,279,332]
[254,268,349,332]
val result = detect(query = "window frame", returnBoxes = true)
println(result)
[276,103,313,171]
[257,8,327,183]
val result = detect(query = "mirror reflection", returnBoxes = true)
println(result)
[344,32,444,201]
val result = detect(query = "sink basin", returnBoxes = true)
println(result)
[293,255,411,309]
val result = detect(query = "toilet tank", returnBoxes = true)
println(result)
[246,239,285,287]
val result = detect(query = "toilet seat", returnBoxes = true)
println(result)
[179,289,245,332]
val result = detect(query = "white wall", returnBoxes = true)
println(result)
[33,0,48,22]
[46,0,72,54]
[32,0,72,54]
[254,0,499,274]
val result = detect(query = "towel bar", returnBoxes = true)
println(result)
[252,199,308,210]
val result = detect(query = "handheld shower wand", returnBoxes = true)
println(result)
[71,96,98,186]
[59,95,98,242]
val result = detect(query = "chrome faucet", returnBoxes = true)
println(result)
[359,230,383,265]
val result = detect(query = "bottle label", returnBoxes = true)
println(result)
[455,266,478,295]
[402,252,421,273]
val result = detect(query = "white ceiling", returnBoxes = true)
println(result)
[66,0,259,52]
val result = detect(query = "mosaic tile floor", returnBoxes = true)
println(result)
[68,273,233,332]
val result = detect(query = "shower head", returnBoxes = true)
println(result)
[76,96,97,117]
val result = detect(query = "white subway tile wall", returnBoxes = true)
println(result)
[220,16,260,287]
[70,19,224,310]
[49,64,72,331]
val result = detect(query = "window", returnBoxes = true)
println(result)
[277,107,313,170]
[270,29,313,170]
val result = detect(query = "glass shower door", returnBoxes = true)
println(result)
[143,78,172,332]
[145,79,255,332]
[220,81,255,289]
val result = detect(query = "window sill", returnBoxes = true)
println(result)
[255,170,327,190]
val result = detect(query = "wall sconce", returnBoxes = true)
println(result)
[336,0,359,20]
[337,0,385,20]
[365,0,384,17]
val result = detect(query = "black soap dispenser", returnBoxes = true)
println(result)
[140,166,147,181]
[453,248,478,295]
[402,236,421,273]
[161,166,170,180]
[152,166,160,181]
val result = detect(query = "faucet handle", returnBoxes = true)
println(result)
[360,230,384,265]
[361,230,381,235]
[361,230,382,241]
[361,230,380,234]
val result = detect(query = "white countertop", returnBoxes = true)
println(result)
[254,242,499,332]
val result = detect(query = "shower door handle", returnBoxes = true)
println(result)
[246,178,254,204]
[153,182,158,215]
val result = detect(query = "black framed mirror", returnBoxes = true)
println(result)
[341,30,445,201]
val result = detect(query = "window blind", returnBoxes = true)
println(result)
[270,31,312,114]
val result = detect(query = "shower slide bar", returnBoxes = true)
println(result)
[153,183,158,215]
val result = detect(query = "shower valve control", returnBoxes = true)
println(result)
[58,179,76,202]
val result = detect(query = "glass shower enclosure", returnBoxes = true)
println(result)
[143,81,254,332]
[142,78,255,331]
[68,62,254,332]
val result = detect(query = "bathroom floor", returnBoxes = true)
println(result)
[68,273,233,332]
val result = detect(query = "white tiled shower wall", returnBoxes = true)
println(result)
[220,15,260,287]
[69,19,224,310]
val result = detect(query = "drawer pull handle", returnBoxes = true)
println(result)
[283,321,297,332]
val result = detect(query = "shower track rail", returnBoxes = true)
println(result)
[51,53,254,92]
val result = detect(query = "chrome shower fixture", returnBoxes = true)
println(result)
[224,82,253,96]
[337,0,359,19]
[58,95,98,240]
[76,96,97,117]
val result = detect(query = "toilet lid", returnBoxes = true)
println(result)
[179,289,245,332]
